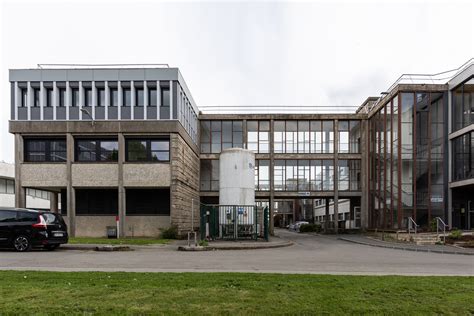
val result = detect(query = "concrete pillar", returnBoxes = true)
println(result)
[130,81,135,120]
[14,134,26,208]
[334,119,339,233]
[143,80,148,120]
[50,192,59,213]
[325,198,330,232]
[269,119,275,235]
[360,119,369,230]
[118,133,126,237]
[156,81,161,120]
[105,81,109,120]
[66,133,76,237]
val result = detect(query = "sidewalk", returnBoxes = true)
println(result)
[339,235,474,256]
[178,237,293,251]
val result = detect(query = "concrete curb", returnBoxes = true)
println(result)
[338,237,474,256]
[61,244,170,251]
[178,240,294,251]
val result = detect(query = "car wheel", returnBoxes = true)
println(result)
[13,235,31,252]
[44,245,59,251]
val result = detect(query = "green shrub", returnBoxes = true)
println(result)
[160,226,178,239]
[429,219,437,232]
[449,229,462,240]
[299,223,322,233]
[198,240,208,247]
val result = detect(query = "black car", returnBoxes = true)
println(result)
[0,207,68,252]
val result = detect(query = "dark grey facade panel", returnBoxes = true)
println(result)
[121,107,131,120]
[95,107,105,120]
[69,107,79,120]
[11,83,15,120]
[108,107,118,120]
[147,107,156,120]
[44,108,53,120]
[172,81,178,120]
[160,107,170,120]
[10,68,180,82]
[18,108,28,120]
[31,108,41,120]
[134,107,144,120]
[57,107,66,120]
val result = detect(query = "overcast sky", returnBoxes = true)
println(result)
[1,0,473,163]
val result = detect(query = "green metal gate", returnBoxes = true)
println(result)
[201,204,269,241]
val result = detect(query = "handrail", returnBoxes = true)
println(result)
[436,217,448,244]
[408,217,418,236]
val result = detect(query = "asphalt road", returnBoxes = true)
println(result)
[0,229,473,276]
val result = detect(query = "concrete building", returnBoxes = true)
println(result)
[8,61,473,237]
[0,162,53,209]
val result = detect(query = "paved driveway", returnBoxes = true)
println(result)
[0,229,472,276]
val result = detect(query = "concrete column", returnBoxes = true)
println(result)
[325,198,330,232]
[40,82,45,120]
[50,192,59,213]
[27,81,32,120]
[78,81,83,120]
[14,134,26,208]
[130,81,135,120]
[105,81,109,120]
[66,133,76,237]
[118,133,126,237]
[92,81,97,119]
[53,81,58,120]
[360,119,369,230]
[143,80,148,120]
[269,119,275,234]
[334,120,339,233]
[14,82,18,120]
[156,81,161,120]
[118,81,122,120]
[66,81,70,120]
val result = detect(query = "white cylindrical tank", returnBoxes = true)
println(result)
[219,148,255,206]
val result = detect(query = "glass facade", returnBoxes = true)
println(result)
[126,138,170,162]
[200,120,243,154]
[274,120,335,153]
[24,138,67,162]
[75,139,119,162]
[247,121,269,153]
[452,78,474,132]
[453,132,474,182]
[369,91,446,229]
[273,160,336,191]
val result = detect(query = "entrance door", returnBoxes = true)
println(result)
[468,200,473,230]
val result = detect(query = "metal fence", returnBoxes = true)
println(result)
[200,204,269,241]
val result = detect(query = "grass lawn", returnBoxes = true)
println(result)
[68,237,171,245]
[0,271,472,315]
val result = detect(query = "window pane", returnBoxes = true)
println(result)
[149,88,157,106]
[110,89,118,107]
[97,89,105,107]
[136,89,144,106]
[123,89,131,107]
[151,140,169,151]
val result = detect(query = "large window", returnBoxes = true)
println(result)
[200,160,219,191]
[109,83,118,107]
[126,189,170,215]
[452,77,474,132]
[126,138,170,162]
[148,82,157,106]
[0,178,15,194]
[338,120,361,153]
[46,87,53,107]
[273,160,334,191]
[122,82,131,107]
[135,82,144,107]
[160,87,170,118]
[338,160,361,191]
[59,88,66,107]
[453,132,474,181]
[20,88,27,107]
[247,121,269,153]
[275,120,334,153]
[96,83,105,107]
[71,87,79,107]
[76,139,118,162]
[33,88,40,107]
[24,138,67,162]
[255,160,270,191]
[200,120,243,154]
[84,84,92,107]
[76,189,117,215]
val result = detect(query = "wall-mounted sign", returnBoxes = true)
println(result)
[431,196,443,203]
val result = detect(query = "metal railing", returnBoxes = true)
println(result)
[408,217,419,236]
[436,217,448,244]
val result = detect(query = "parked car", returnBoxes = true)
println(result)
[0,208,68,252]
[289,221,309,232]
